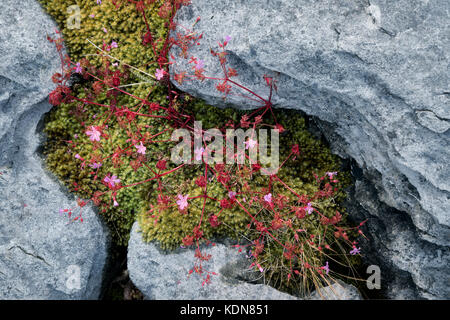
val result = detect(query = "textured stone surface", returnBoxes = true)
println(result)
[307,281,362,300]
[127,222,362,300]
[169,0,450,299]
[0,0,109,299]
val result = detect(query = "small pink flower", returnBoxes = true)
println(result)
[264,193,272,203]
[245,138,257,150]
[155,68,165,80]
[350,246,361,255]
[194,147,204,161]
[135,141,146,155]
[305,202,314,215]
[104,174,120,187]
[89,14,95,18]
[96,0,102,5]
[224,35,232,43]
[74,62,82,73]
[228,191,236,199]
[326,171,337,178]
[86,126,101,142]
[176,194,189,210]
[111,41,118,48]
[74,154,81,160]
[103,27,107,33]
[113,199,119,207]
[321,261,330,275]
[89,162,102,169]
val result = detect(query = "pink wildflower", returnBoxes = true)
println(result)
[321,261,330,275]
[89,162,102,169]
[245,138,257,150]
[135,141,146,155]
[228,191,236,200]
[74,62,82,73]
[104,174,120,187]
[86,126,101,142]
[224,35,231,45]
[155,68,165,80]
[305,202,314,215]
[194,147,204,161]
[326,171,337,178]
[176,194,189,210]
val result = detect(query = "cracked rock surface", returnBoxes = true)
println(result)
[168,0,449,299]
[127,223,362,300]
[0,0,109,299]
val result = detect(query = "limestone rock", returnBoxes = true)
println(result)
[0,0,109,299]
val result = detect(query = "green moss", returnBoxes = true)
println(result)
[138,104,349,248]
[39,0,167,69]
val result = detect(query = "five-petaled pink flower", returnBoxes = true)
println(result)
[245,138,257,150]
[350,246,361,255]
[326,171,337,178]
[135,141,146,155]
[194,147,204,161]
[96,0,102,5]
[111,41,118,49]
[305,202,314,214]
[264,193,272,203]
[104,174,120,187]
[228,191,236,200]
[75,62,82,73]
[176,194,189,210]
[89,162,102,169]
[155,68,165,80]
[86,126,101,142]
[224,35,232,43]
